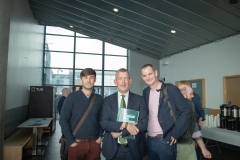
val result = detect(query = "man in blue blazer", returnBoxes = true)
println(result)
[100,68,148,160]
[141,64,192,160]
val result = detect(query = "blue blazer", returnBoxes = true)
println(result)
[100,92,148,160]
[142,81,192,141]
[192,93,205,122]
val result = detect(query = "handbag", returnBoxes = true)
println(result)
[60,94,96,160]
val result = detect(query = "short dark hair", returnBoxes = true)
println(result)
[80,68,96,78]
[141,64,155,70]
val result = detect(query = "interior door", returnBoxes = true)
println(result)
[224,75,240,106]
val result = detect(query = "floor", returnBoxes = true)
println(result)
[23,120,106,160]
[23,121,240,160]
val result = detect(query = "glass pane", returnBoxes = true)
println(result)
[45,51,73,68]
[105,56,127,70]
[54,86,73,97]
[76,32,89,37]
[76,38,102,54]
[105,43,127,56]
[43,68,73,85]
[104,87,118,98]
[75,54,102,70]
[104,71,116,86]
[46,26,74,36]
[74,70,102,86]
[75,86,102,96]
[45,35,74,52]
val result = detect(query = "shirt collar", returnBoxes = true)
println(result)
[118,91,129,97]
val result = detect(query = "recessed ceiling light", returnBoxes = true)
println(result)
[69,25,73,28]
[113,8,118,12]
[171,30,176,33]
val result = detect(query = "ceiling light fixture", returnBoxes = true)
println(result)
[113,8,118,12]
[171,30,176,33]
[69,25,73,28]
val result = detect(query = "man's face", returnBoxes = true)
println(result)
[141,66,158,86]
[114,71,132,94]
[81,75,96,90]
[186,86,194,100]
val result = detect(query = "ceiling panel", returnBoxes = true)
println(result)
[28,0,240,59]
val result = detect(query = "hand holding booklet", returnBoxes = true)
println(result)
[117,108,139,139]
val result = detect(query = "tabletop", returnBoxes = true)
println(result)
[201,127,240,147]
[17,118,53,128]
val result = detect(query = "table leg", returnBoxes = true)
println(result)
[37,128,42,145]
[32,127,37,155]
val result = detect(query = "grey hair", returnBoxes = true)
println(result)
[179,86,187,93]
[115,68,130,79]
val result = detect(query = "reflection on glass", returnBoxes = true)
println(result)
[46,35,74,52]
[76,33,89,37]
[104,71,116,86]
[104,87,118,98]
[75,54,102,70]
[43,68,73,85]
[54,86,73,97]
[74,70,102,86]
[44,51,73,68]
[105,56,127,70]
[105,43,127,56]
[46,26,74,36]
[76,38,102,54]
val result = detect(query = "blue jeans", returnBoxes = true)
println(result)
[147,136,177,160]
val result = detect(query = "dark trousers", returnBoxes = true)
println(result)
[107,145,134,160]
[68,138,101,160]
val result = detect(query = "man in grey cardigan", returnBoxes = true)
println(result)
[177,84,211,160]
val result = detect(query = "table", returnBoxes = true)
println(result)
[201,127,240,147]
[17,118,52,156]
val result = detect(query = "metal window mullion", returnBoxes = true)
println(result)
[102,41,105,96]
[73,32,76,91]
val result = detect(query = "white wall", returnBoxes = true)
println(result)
[160,34,240,109]
[6,0,44,110]
[129,50,159,95]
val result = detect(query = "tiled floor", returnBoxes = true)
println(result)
[23,120,106,160]
[22,121,240,160]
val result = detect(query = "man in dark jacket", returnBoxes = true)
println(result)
[101,68,148,160]
[141,64,192,160]
[57,88,71,115]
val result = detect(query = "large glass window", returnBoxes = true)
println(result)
[105,43,127,56]
[46,26,74,36]
[45,52,73,68]
[105,56,127,70]
[45,35,74,52]
[43,26,128,97]
[75,54,102,70]
[75,38,102,54]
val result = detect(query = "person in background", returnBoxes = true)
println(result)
[60,68,103,160]
[100,68,148,160]
[141,64,192,160]
[57,88,71,115]
[176,81,205,127]
[177,84,211,160]
[176,80,205,160]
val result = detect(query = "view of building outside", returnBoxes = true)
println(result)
[43,26,128,98]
